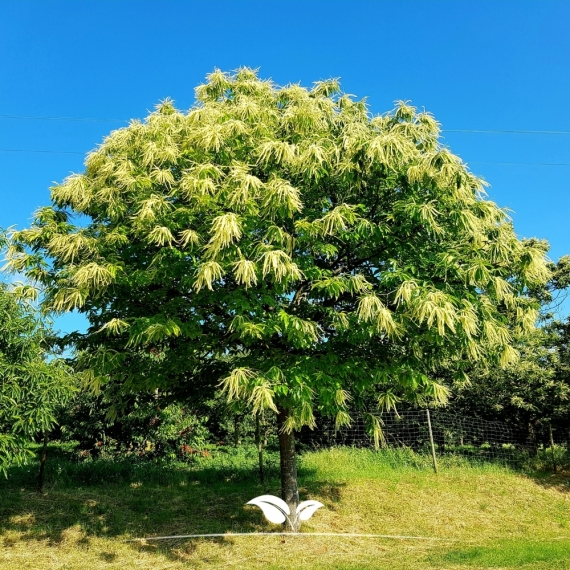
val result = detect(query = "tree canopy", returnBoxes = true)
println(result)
[0,283,73,475]
[6,68,551,521]
[448,258,570,439]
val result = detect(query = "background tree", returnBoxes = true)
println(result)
[7,69,550,528]
[0,282,74,483]
[448,253,570,443]
[544,317,570,436]
[449,327,566,441]
[56,387,212,461]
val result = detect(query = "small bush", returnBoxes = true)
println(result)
[58,392,211,461]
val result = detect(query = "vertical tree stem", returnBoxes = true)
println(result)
[549,423,557,472]
[37,432,48,494]
[277,407,300,532]
[255,412,264,485]
[426,408,438,474]
[233,415,241,447]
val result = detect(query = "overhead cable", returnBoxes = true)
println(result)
[0,113,126,123]
[2,113,570,135]
[444,129,570,135]
[0,148,85,155]
[1,148,569,166]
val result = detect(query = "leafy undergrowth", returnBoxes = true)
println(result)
[0,445,569,569]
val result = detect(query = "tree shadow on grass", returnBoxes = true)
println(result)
[0,446,347,564]
[527,469,570,494]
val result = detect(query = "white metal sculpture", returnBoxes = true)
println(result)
[246,495,324,530]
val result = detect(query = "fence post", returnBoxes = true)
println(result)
[426,408,438,474]
[549,423,557,473]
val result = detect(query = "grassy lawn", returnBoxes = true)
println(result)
[0,446,569,569]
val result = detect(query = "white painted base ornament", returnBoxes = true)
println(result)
[246,495,324,530]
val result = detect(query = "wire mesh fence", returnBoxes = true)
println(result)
[296,409,570,471]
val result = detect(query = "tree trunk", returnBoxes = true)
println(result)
[233,415,241,447]
[255,412,264,485]
[37,432,48,494]
[527,420,538,456]
[277,407,300,532]
[549,423,557,472]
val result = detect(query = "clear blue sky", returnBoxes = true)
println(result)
[1,0,569,333]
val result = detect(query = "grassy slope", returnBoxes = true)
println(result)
[0,446,569,570]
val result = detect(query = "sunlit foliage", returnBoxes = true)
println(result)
[7,68,550,438]
[0,284,74,474]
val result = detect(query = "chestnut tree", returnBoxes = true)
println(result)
[7,69,549,528]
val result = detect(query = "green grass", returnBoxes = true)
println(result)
[433,539,570,567]
[0,444,569,569]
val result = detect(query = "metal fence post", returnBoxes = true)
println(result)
[426,408,438,474]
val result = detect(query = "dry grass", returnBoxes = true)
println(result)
[0,447,569,569]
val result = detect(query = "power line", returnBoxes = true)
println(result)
[0,148,569,167]
[2,113,570,135]
[444,129,570,135]
[0,148,85,155]
[470,161,570,166]
[0,113,127,123]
